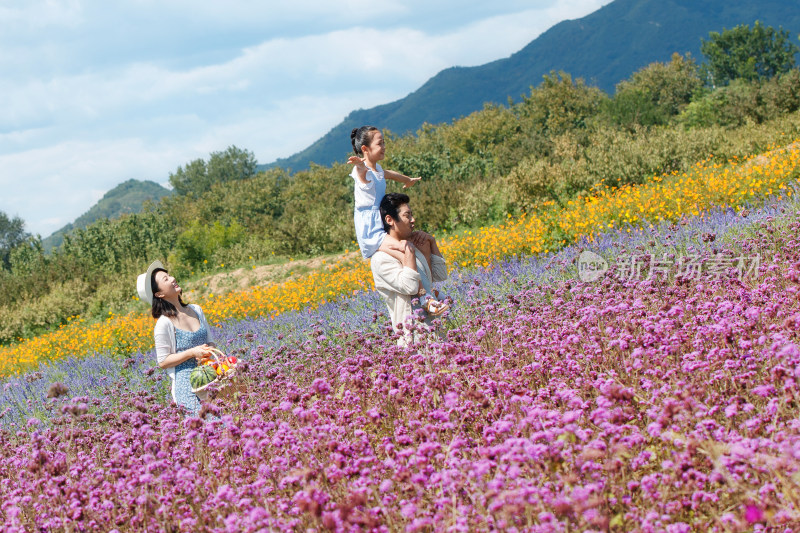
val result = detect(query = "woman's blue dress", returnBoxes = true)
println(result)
[173,324,208,416]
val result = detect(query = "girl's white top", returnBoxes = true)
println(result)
[152,304,215,401]
[350,163,385,209]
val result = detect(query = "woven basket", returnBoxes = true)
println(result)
[191,347,237,401]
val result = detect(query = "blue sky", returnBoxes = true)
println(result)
[0,0,611,237]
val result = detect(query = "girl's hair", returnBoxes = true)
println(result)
[150,268,187,319]
[351,125,380,156]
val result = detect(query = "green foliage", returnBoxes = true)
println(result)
[271,164,354,255]
[678,70,800,127]
[43,179,172,251]
[504,111,800,214]
[173,220,246,271]
[606,53,704,128]
[59,212,176,275]
[0,211,29,270]
[9,237,46,277]
[163,167,288,233]
[0,208,177,343]
[518,71,607,140]
[701,21,800,86]
[0,279,92,343]
[169,145,257,196]
[210,235,279,267]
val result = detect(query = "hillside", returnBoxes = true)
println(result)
[42,179,171,251]
[269,0,800,171]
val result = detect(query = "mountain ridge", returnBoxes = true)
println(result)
[43,179,171,250]
[267,0,800,171]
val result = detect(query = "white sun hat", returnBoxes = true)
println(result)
[136,260,165,304]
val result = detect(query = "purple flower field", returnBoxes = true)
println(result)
[1,200,799,531]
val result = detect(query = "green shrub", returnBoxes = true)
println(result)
[211,235,280,266]
[678,71,800,127]
[518,71,608,139]
[169,145,257,197]
[605,53,703,128]
[174,220,246,270]
[0,279,92,344]
[272,164,354,256]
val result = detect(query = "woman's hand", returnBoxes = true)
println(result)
[192,344,212,362]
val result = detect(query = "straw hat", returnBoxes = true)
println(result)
[136,260,165,304]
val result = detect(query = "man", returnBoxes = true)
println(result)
[371,193,449,344]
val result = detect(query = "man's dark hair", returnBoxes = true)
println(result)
[379,192,410,233]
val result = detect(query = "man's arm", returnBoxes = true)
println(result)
[371,246,421,295]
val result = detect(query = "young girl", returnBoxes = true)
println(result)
[348,125,448,316]
[137,260,214,416]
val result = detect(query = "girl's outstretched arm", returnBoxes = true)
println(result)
[384,169,421,188]
[348,155,370,185]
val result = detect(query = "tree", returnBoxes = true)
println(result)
[701,21,800,86]
[608,53,703,127]
[519,71,608,138]
[0,211,30,270]
[169,145,257,196]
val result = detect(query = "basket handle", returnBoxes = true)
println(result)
[203,347,234,365]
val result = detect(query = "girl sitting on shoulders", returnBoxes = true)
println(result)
[349,125,448,316]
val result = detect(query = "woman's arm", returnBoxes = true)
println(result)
[157,345,211,369]
[384,169,421,189]
[154,317,211,369]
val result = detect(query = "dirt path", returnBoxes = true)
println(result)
[741,140,800,170]
[186,251,362,299]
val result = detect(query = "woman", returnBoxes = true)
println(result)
[136,260,214,416]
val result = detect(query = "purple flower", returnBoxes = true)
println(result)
[744,504,764,523]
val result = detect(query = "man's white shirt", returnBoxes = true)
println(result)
[371,249,447,343]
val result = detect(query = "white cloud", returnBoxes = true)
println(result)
[0,90,395,235]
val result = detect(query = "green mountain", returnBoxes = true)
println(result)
[268,0,800,172]
[43,179,172,251]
